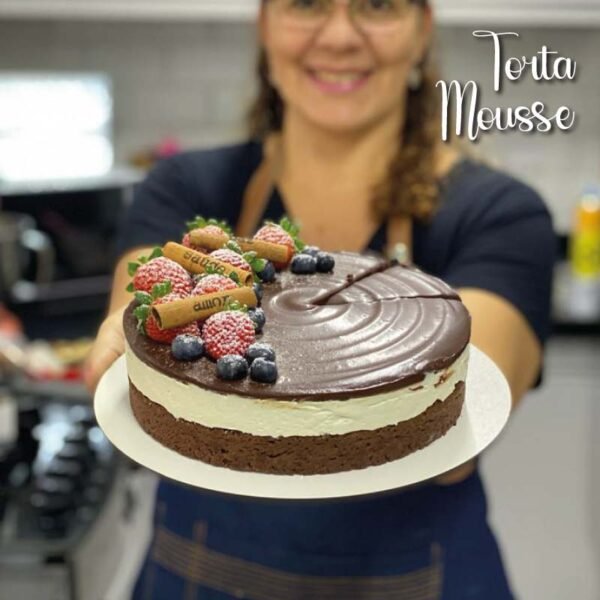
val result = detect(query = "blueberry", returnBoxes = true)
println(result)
[248,307,266,334]
[290,254,317,275]
[253,282,263,303]
[246,342,276,364]
[258,261,276,283]
[250,358,278,384]
[171,334,204,361]
[316,252,335,273]
[301,246,320,258]
[216,355,248,381]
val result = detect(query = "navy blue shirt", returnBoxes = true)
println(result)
[118,140,556,345]
[120,141,556,600]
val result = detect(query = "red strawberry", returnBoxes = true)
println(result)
[192,274,238,296]
[210,248,252,273]
[135,291,199,344]
[132,257,192,296]
[202,311,256,360]
[253,224,296,269]
[202,224,231,239]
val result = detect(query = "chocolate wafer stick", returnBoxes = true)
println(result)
[152,287,257,329]
[163,242,253,286]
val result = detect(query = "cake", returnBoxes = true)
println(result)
[124,247,471,476]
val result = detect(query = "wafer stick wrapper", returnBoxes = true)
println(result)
[152,287,257,329]
[236,238,292,264]
[163,242,253,286]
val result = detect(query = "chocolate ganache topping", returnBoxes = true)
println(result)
[124,252,471,400]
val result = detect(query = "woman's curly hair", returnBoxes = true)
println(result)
[247,4,442,222]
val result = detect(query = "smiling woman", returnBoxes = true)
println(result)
[251,0,442,226]
[86,0,556,597]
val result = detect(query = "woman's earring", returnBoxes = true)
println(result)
[407,67,423,91]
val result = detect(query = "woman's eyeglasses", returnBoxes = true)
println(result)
[270,0,421,32]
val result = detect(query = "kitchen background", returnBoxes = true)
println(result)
[0,1,599,599]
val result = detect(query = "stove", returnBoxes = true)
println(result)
[0,393,136,600]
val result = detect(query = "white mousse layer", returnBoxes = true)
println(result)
[126,344,469,438]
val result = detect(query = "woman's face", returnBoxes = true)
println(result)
[260,0,432,134]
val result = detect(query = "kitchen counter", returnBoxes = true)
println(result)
[482,334,600,600]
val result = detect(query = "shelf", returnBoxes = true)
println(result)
[433,1,600,28]
[0,166,143,197]
[0,0,259,22]
[0,0,599,26]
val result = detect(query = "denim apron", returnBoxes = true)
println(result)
[132,471,513,600]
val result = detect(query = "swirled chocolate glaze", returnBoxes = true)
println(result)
[124,252,470,400]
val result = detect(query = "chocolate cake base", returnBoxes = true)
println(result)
[129,381,465,475]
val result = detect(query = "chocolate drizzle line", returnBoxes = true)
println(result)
[311,257,390,306]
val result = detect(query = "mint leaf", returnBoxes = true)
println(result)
[128,262,139,276]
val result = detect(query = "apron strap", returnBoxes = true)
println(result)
[237,135,413,264]
[236,135,281,238]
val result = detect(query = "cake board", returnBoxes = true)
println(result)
[94,344,511,500]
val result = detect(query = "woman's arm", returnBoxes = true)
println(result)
[435,289,541,485]
[459,287,542,410]
[84,247,151,392]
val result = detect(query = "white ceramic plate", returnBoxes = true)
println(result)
[95,345,510,500]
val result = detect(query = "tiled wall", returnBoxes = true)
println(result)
[1,19,598,232]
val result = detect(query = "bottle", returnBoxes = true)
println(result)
[568,186,600,321]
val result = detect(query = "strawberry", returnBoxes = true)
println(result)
[186,216,232,237]
[202,310,256,360]
[210,241,267,284]
[210,248,252,273]
[134,283,199,344]
[128,254,192,296]
[192,274,238,296]
[181,231,201,250]
[182,217,232,251]
[253,217,304,269]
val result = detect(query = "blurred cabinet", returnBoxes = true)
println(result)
[0,0,599,25]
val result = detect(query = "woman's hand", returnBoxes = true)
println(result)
[84,306,127,393]
[0,304,23,339]
[84,247,151,394]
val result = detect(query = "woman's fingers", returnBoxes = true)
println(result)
[84,307,126,393]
